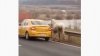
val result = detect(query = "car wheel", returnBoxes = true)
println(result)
[45,38,49,41]
[25,32,30,40]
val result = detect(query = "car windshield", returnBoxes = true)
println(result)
[31,21,48,25]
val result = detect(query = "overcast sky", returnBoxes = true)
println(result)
[19,0,80,5]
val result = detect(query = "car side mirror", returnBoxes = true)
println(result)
[19,23,21,26]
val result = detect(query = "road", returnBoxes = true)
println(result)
[19,38,81,56]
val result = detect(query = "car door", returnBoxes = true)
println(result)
[19,23,22,36]
[19,21,26,36]
[19,21,24,36]
[21,21,29,36]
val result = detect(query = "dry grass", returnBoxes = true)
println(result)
[51,32,81,46]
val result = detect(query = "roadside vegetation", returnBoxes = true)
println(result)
[19,7,81,22]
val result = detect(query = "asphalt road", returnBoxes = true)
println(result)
[19,38,81,56]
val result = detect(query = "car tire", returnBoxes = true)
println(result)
[25,32,30,40]
[45,38,49,41]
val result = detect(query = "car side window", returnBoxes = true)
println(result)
[24,21,28,26]
[21,21,27,26]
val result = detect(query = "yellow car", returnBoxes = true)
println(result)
[19,19,52,41]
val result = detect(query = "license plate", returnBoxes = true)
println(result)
[39,34,46,36]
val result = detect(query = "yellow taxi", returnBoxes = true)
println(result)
[19,19,52,41]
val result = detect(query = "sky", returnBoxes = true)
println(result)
[19,0,81,6]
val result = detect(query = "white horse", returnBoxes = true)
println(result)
[51,19,65,33]
[51,19,65,41]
